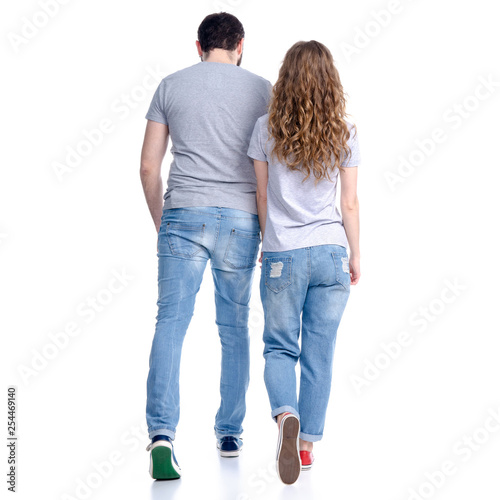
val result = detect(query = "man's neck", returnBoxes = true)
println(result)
[203,49,237,65]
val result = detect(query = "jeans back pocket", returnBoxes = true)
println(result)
[166,222,206,257]
[264,256,292,293]
[331,250,350,291]
[223,228,261,269]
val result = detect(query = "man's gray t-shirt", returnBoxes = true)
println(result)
[145,62,272,215]
[247,114,361,252]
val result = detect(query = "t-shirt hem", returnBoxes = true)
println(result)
[163,196,257,216]
[247,151,267,162]
[262,232,349,252]
[262,241,348,252]
[145,112,168,126]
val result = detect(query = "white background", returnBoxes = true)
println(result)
[2,0,500,499]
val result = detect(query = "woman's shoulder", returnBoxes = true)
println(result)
[256,113,270,126]
[253,114,270,139]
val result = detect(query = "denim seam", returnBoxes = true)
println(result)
[271,405,300,421]
[220,215,258,220]
[163,208,215,217]
[307,248,311,284]
[149,428,176,440]
[164,208,257,219]
[229,228,260,238]
[215,430,243,439]
[212,219,220,255]
[165,223,206,230]
[299,431,323,442]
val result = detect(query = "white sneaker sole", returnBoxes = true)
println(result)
[218,442,242,457]
[148,441,182,479]
[276,414,301,485]
[219,449,241,457]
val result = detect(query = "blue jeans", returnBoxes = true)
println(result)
[260,245,350,442]
[146,207,260,440]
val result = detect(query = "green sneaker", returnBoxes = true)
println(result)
[146,436,181,480]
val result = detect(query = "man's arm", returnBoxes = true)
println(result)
[140,120,169,232]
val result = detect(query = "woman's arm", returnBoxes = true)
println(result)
[339,166,360,285]
[254,159,269,246]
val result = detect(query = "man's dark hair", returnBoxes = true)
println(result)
[197,13,245,53]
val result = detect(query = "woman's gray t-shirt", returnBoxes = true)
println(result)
[247,114,360,252]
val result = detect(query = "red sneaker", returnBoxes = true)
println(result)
[300,450,314,471]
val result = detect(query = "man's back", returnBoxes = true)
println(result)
[146,62,272,214]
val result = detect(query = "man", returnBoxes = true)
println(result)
[140,13,272,479]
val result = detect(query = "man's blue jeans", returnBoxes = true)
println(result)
[146,207,260,441]
[260,245,351,442]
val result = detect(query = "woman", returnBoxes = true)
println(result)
[248,40,361,485]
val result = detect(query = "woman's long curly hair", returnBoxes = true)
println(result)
[268,41,354,182]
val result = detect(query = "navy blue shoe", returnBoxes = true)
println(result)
[217,436,243,457]
[146,435,181,479]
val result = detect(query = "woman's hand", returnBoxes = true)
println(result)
[349,255,360,285]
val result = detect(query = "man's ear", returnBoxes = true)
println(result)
[196,40,203,58]
[237,38,244,55]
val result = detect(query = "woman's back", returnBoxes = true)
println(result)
[248,114,360,252]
